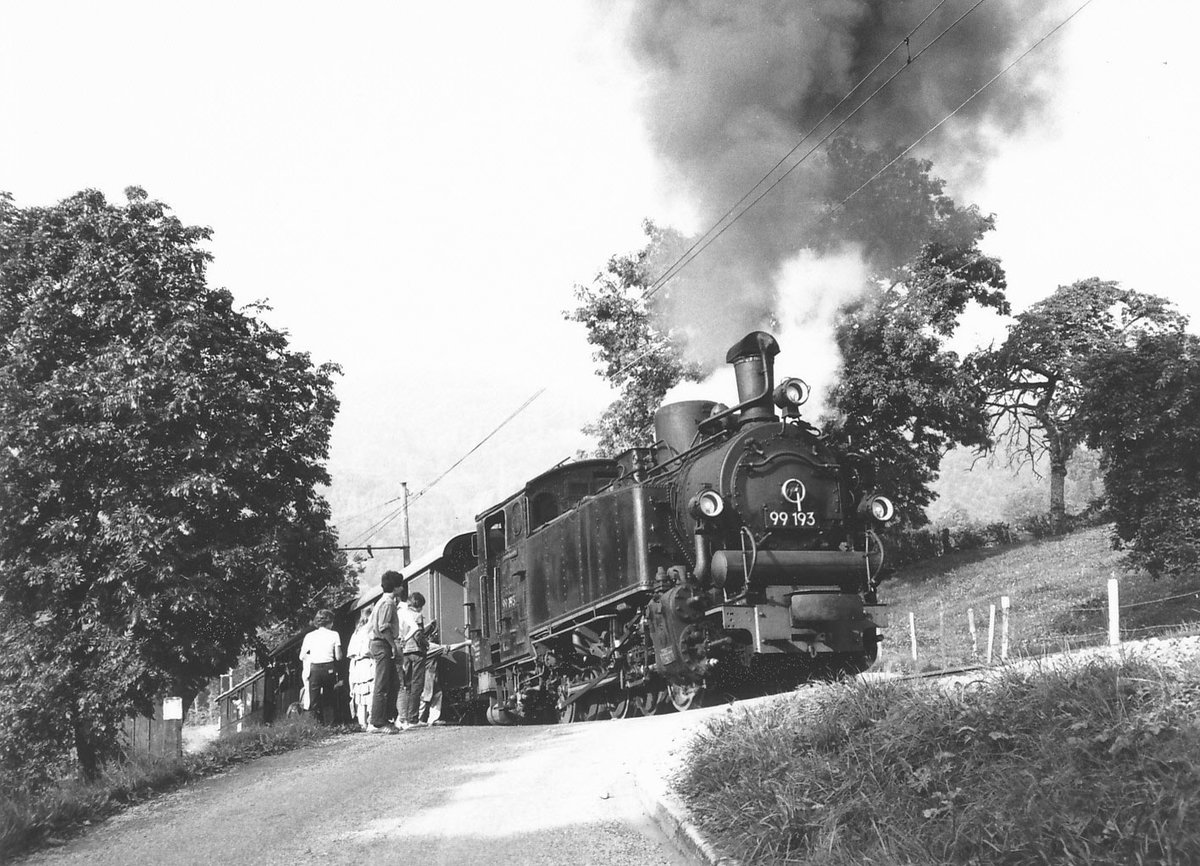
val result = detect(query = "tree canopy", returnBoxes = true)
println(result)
[817,139,1009,525]
[972,278,1186,532]
[565,220,704,456]
[1075,329,1200,578]
[0,188,354,781]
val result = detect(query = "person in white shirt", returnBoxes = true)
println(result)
[396,592,428,729]
[299,609,343,725]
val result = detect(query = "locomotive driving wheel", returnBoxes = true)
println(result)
[556,699,578,724]
[607,685,638,720]
[668,682,704,712]
[635,685,670,716]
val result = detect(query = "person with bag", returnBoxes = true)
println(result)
[396,591,428,730]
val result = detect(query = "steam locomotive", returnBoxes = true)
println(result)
[465,331,893,724]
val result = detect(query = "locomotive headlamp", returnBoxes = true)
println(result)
[772,377,810,409]
[868,495,895,522]
[689,489,725,519]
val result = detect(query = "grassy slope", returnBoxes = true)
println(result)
[876,524,1200,673]
[679,655,1200,865]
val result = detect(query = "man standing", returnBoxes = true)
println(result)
[298,609,343,725]
[396,591,428,730]
[366,571,403,733]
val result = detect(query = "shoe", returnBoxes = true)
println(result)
[428,720,446,726]
[397,722,413,731]
[367,724,399,734]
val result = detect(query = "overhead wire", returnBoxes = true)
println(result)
[824,0,1098,220]
[643,0,960,297]
[343,386,547,548]
[645,0,990,300]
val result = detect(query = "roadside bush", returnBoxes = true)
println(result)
[0,607,77,795]
[953,523,989,551]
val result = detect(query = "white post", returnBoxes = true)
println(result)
[968,608,977,658]
[909,611,918,662]
[986,604,996,664]
[1108,577,1121,646]
[1000,596,1011,661]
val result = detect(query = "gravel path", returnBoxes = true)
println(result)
[15,714,716,866]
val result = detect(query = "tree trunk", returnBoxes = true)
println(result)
[72,711,100,781]
[1049,459,1067,535]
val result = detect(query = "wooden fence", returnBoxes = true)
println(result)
[121,697,183,761]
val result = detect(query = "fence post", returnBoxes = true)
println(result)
[1108,576,1121,646]
[909,611,919,662]
[968,608,977,658]
[986,604,997,664]
[1000,596,1010,661]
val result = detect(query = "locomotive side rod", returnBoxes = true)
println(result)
[559,671,621,707]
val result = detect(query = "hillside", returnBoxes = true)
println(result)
[875,523,1200,673]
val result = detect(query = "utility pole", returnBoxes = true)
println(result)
[402,481,411,566]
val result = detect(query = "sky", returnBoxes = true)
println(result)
[2,1,1198,578]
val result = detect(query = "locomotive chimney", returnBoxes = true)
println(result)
[726,331,780,425]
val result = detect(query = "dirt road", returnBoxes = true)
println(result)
[15,710,723,866]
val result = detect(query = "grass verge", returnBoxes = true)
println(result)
[0,718,336,862]
[677,649,1200,865]
[877,524,1200,673]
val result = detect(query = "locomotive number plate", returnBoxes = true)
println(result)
[765,506,817,527]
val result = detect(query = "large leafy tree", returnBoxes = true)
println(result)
[972,278,1185,533]
[565,220,704,456]
[1075,329,1200,577]
[819,139,1009,526]
[0,188,354,780]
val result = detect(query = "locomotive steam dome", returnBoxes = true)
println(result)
[654,400,717,459]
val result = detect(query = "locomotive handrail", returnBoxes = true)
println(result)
[642,430,735,480]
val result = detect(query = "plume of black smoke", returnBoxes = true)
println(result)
[626,0,1065,365]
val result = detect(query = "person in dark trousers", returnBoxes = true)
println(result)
[298,609,343,725]
[396,591,428,730]
[366,571,404,733]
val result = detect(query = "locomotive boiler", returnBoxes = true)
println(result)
[465,331,893,724]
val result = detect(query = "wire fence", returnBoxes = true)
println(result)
[878,581,1200,673]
